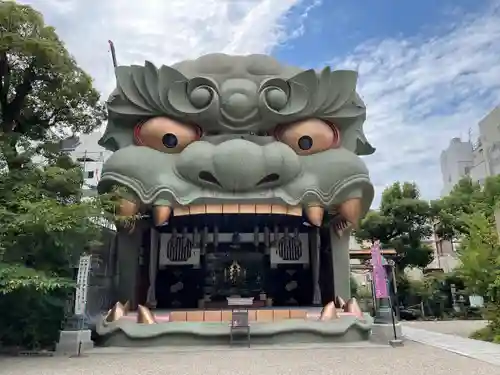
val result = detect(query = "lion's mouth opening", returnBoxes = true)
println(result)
[118,200,362,238]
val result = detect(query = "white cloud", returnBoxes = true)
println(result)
[23,0,315,95]
[332,1,500,205]
[18,0,500,206]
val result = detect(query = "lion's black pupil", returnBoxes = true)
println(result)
[298,135,313,150]
[162,133,178,148]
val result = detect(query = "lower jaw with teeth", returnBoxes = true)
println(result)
[117,198,363,233]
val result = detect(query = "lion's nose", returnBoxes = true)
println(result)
[175,139,301,191]
[211,139,267,191]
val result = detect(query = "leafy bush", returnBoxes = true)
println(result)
[470,326,495,342]
[470,303,500,343]
[0,288,71,350]
[473,302,500,343]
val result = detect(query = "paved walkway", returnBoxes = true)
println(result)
[1,320,499,374]
[403,326,500,366]
[2,341,499,375]
[403,320,488,338]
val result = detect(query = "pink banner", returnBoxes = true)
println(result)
[371,240,389,299]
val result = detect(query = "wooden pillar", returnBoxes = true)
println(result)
[318,227,334,304]
[308,227,322,305]
[329,225,351,300]
[146,228,159,308]
[115,222,144,310]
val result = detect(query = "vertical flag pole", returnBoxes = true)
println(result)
[371,240,403,346]
[108,40,118,68]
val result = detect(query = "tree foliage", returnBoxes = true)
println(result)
[0,1,111,286]
[0,154,117,348]
[439,177,500,299]
[0,152,116,293]
[0,1,105,165]
[457,212,500,342]
[455,212,500,297]
[0,2,114,348]
[355,182,434,271]
[432,175,500,342]
[431,175,500,240]
[0,142,118,348]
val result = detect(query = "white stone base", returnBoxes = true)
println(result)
[370,323,404,346]
[56,330,94,356]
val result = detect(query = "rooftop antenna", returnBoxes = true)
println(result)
[108,40,118,68]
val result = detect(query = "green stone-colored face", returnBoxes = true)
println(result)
[98,53,375,224]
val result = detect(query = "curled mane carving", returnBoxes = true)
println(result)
[99,54,374,155]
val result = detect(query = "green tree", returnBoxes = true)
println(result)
[0,144,119,348]
[0,152,117,349]
[0,1,105,167]
[431,177,483,240]
[355,182,434,272]
[0,3,114,349]
[433,176,500,341]
[0,1,109,285]
[457,212,500,342]
[456,212,500,298]
[431,175,500,241]
[0,156,115,292]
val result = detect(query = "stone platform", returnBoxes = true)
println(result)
[93,308,375,347]
[117,307,351,323]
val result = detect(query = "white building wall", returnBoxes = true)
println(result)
[441,105,500,193]
[440,137,474,196]
[405,235,460,279]
[468,106,500,185]
[484,106,500,178]
[65,132,111,194]
[81,160,103,188]
[478,105,500,144]
[469,153,487,185]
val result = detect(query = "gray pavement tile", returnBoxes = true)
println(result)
[403,326,500,366]
[1,341,499,375]
[84,341,387,354]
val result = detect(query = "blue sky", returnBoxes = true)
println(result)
[276,0,490,66]
[24,0,500,206]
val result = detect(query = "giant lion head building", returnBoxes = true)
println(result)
[92,53,378,346]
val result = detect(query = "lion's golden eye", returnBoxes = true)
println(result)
[134,117,201,153]
[274,119,340,155]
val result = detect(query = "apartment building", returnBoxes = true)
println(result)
[440,105,500,195]
[440,138,474,196]
[405,235,460,280]
[436,105,500,273]
[60,132,111,196]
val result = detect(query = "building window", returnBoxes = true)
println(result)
[87,171,94,179]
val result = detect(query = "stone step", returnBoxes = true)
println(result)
[167,308,309,322]
[121,308,358,322]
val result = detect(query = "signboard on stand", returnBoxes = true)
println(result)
[74,255,92,316]
[57,254,94,356]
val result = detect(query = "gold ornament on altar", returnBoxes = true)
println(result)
[225,260,245,283]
